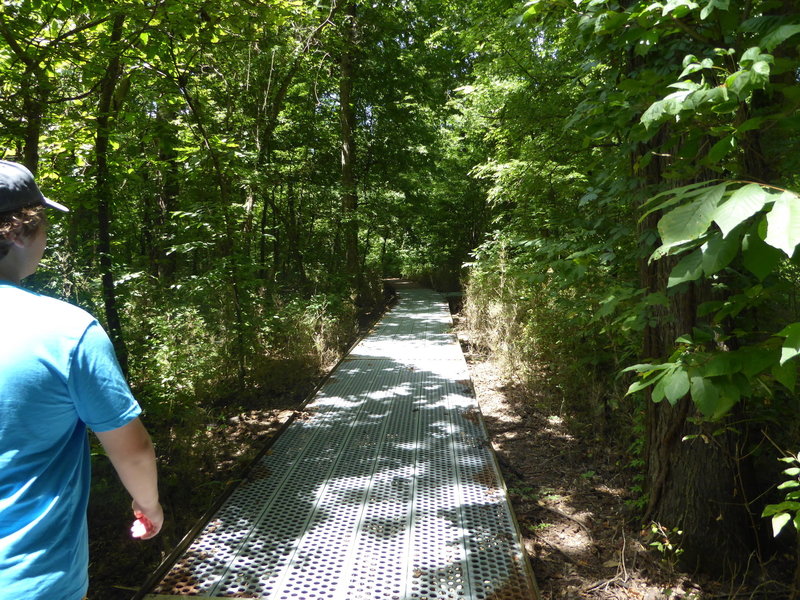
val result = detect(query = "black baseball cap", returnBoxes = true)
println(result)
[0,160,69,213]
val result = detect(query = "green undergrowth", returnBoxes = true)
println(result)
[86,279,386,600]
[461,241,639,430]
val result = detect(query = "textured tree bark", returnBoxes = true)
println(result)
[21,70,44,174]
[639,149,751,575]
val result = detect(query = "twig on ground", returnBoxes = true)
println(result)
[620,527,629,582]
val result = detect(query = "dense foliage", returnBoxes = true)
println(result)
[458,0,800,581]
[3,0,800,595]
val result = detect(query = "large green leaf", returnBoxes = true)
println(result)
[738,345,780,378]
[742,230,783,280]
[690,375,739,419]
[762,24,800,52]
[765,192,800,257]
[641,90,692,129]
[658,183,727,248]
[772,361,797,392]
[662,0,699,17]
[701,233,739,276]
[663,368,690,404]
[700,0,728,20]
[704,134,735,164]
[712,183,769,238]
[700,352,742,377]
[641,180,720,219]
[690,375,721,418]
[763,501,800,518]
[668,248,703,287]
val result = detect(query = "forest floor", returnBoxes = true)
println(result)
[461,344,702,600]
[457,334,793,600]
[88,296,792,599]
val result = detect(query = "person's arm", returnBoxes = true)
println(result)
[95,418,163,540]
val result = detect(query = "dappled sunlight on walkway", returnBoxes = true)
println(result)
[139,282,538,600]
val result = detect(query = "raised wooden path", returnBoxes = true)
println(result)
[138,282,538,600]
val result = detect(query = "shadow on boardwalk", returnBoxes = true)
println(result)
[138,284,537,599]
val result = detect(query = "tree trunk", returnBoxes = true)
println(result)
[639,147,750,575]
[95,14,129,374]
[339,1,361,296]
[21,68,45,174]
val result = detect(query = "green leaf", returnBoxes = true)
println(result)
[726,70,753,96]
[772,512,793,537]
[652,371,670,403]
[701,352,742,377]
[690,375,736,419]
[736,117,766,133]
[690,375,718,416]
[762,24,800,52]
[627,378,656,395]
[679,62,705,79]
[738,346,780,378]
[700,0,728,20]
[642,180,720,216]
[742,230,783,280]
[778,322,800,365]
[698,300,724,317]
[641,91,692,129]
[704,134,735,164]
[765,192,800,257]
[701,233,739,276]
[684,85,729,111]
[662,0,699,17]
[623,362,673,374]
[763,501,800,517]
[741,46,766,66]
[772,361,797,391]
[663,368,690,404]
[715,379,742,416]
[668,248,703,287]
[778,480,800,490]
[658,183,727,247]
[712,184,769,238]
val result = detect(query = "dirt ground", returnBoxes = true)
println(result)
[458,338,792,600]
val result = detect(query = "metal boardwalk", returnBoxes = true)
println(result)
[143,283,538,600]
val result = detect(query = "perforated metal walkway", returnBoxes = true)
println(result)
[141,282,538,600]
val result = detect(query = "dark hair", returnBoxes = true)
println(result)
[0,204,46,260]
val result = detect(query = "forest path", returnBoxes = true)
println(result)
[139,281,538,600]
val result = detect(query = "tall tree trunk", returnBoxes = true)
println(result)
[639,142,750,575]
[21,68,45,174]
[339,1,361,296]
[95,14,129,374]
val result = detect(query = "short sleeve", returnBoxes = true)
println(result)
[67,321,141,432]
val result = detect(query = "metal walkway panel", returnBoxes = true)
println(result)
[147,284,537,600]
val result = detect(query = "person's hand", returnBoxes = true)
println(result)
[131,500,164,540]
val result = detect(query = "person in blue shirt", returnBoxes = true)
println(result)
[0,160,163,600]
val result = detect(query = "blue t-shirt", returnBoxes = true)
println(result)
[0,282,141,600]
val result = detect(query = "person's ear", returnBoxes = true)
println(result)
[5,231,27,248]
